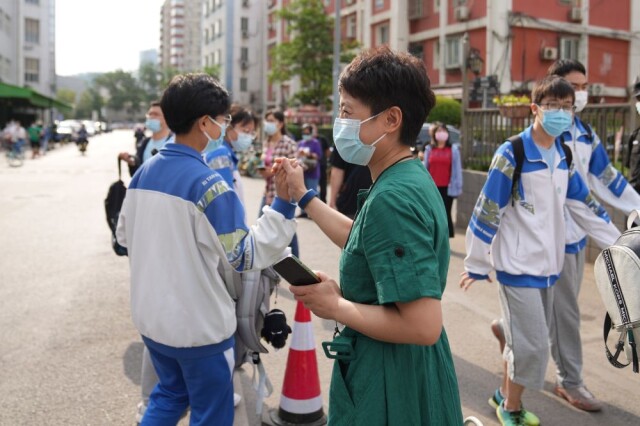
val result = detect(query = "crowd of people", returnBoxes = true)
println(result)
[112,47,640,426]
[1,119,53,159]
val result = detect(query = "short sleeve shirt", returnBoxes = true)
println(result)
[331,158,462,425]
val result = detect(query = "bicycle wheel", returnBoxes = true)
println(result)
[7,151,24,167]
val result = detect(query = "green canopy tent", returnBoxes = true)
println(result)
[0,81,72,125]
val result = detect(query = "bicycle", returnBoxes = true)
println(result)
[4,138,25,167]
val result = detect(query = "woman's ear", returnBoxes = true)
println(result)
[384,106,403,133]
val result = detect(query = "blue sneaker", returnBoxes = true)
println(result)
[496,401,526,426]
[489,389,540,426]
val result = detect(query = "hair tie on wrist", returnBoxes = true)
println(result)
[298,189,318,210]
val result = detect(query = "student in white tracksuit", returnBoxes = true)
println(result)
[116,74,296,426]
[545,59,640,411]
[460,76,620,426]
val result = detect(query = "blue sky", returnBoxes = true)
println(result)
[56,0,165,75]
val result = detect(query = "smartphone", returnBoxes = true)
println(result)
[273,255,320,286]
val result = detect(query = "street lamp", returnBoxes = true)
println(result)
[467,48,484,76]
[460,38,484,160]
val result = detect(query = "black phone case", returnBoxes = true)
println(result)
[273,256,320,286]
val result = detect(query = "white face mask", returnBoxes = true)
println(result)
[636,101,640,116]
[574,90,588,113]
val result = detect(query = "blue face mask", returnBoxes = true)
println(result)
[231,131,254,152]
[264,121,277,136]
[202,116,226,153]
[333,113,386,166]
[539,108,573,137]
[145,118,161,133]
[301,134,311,141]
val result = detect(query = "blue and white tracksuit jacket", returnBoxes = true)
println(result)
[204,142,245,205]
[116,143,296,349]
[560,118,640,253]
[464,126,619,288]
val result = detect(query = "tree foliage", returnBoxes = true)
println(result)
[94,70,146,115]
[56,88,76,106]
[74,88,103,119]
[427,96,462,127]
[269,0,358,108]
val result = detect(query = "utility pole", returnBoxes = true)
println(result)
[332,0,341,122]
[460,33,470,161]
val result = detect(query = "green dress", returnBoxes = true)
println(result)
[328,158,463,425]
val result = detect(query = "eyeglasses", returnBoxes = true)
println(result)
[537,102,576,113]
[222,114,232,126]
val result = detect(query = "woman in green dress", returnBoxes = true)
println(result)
[275,46,463,425]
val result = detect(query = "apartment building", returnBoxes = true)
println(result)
[0,0,56,97]
[159,0,201,73]
[265,0,640,106]
[201,0,262,110]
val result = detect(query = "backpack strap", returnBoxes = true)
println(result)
[560,142,573,170]
[600,247,639,373]
[507,136,524,206]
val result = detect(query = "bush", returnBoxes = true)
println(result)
[427,96,461,127]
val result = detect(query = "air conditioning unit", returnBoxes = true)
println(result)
[242,30,249,38]
[589,83,605,96]
[540,46,558,61]
[454,6,469,21]
[240,60,249,70]
[346,0,356,5]
[242,0,249,7]
[569,6,583,22]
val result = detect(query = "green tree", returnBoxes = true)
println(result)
[138,62,162,102]
[269,0,358,108]
[94,70,146,115]
[75,87,103,119]
[427,96,462,127]
[56,88,76,106]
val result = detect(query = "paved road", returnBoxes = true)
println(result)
[0,130,638,425]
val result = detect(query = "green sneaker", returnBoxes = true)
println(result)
[496,401,526,426]
[489,388,540,426]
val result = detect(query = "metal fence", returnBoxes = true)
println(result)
[461,104,636,172]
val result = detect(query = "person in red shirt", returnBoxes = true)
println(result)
[423,123,463,237]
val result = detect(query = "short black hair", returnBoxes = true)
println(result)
[338,46,436,146]
[547,59,586,78]
[160,73,230,135]
[229,104,255,127]
[531,75,575,105]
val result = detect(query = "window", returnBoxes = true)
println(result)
[560,37,579,60]
[408,0,423,19]
[346,15,356,38]
[241,17,249,35]
[241,47,249,61]
[24,57,39,83]
[453,0,467,6]
[25,0,40,4]
[408,42,424,62]
[378,23,389,45]
[215,49,221,65]
[434,0,440,13]
[25,18,39,43]
[445,37,462,68]
[217,19,223,36]
[434,40,440,68]
[240,77,248,92]
[204,28,209,43]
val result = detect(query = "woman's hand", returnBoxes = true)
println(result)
[274,158,296,200]
[275,157,309,202]
[289,271,342,320]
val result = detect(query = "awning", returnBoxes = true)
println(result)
[432,86,463,99]
[0,82,72,114]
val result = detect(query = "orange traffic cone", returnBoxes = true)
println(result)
[268,301,326,425]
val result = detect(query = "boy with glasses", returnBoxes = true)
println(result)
[460,76,620,426]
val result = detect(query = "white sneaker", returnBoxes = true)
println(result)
[135,401,147,424]
[234,392,242,408]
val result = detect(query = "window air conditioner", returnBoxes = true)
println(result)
[569,7,583,22]
[540,46,558,61]
[455,6,469,21]
[240,60,249,70]
[589,83,605,96]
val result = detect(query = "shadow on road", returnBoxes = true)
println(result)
[453,354,638,426]
[123,341,144,386]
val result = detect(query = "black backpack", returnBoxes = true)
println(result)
[509,136,573,205]
[105,158,128,256]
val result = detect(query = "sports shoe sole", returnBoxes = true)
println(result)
[553,386,602,412]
